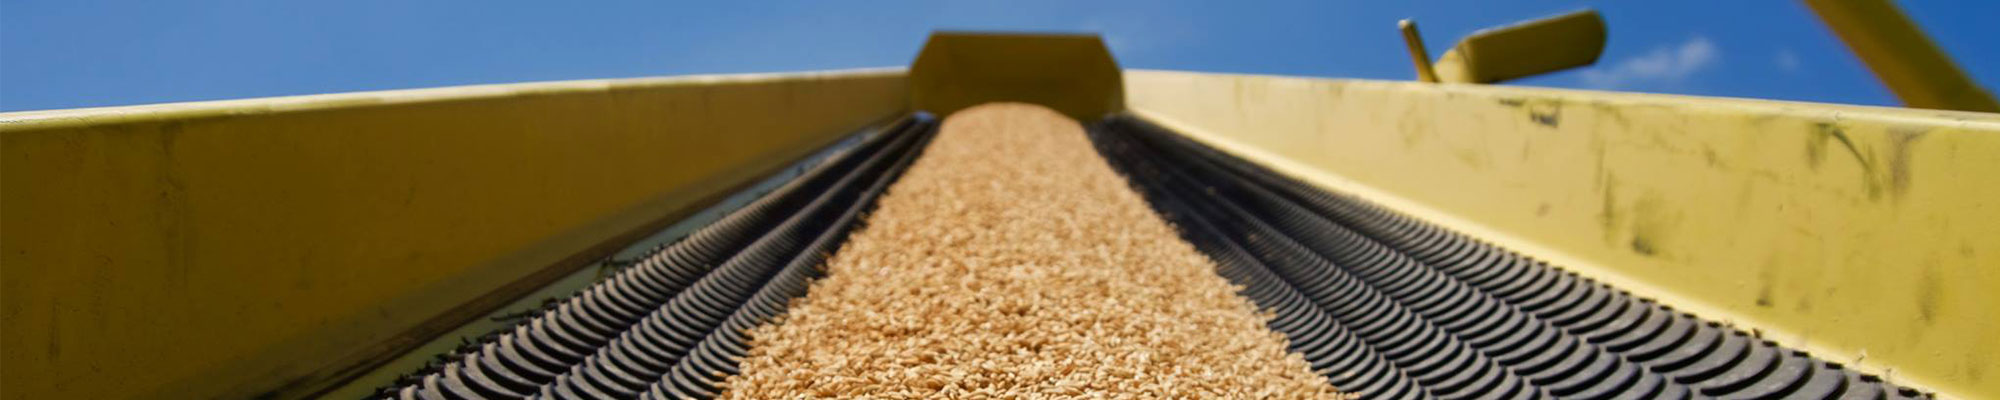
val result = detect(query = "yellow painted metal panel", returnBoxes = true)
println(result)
[910,32,1122,121]
[1126,69,1999,399]
[1,69,907,399]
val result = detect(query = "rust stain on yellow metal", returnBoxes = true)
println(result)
[1126,69,1999,399]
[910,32,1122,121]
[1804,0,2000,113]
[1,69,908,399]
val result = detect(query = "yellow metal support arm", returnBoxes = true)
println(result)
[1409,10,1607,85]
[1804,0,2000,112]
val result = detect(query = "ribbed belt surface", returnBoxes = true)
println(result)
[375,114,936,400]
[374,111,1932,400]
[1089,115,1931,400]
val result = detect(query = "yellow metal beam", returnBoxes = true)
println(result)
[1804,0,2000,113]
[1126,69,1999,399]
[1397,19,1441,83]
[1,69,907,399]
[1430,10,1606,84]
[910,32,1122,121]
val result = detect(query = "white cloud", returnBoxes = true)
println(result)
[1775,48,1801,72]
[1580,36,1719,89]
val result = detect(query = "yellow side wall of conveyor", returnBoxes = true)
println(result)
[1124,69,2000,399]
[1,70,907,399]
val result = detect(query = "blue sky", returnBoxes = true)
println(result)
[3,0,1996,112]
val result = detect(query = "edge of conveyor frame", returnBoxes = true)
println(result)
[1,68,909,400]
[0,67,903,128]
[1121,68,1999,399]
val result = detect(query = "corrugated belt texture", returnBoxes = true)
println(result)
[377,114,937,400]
[1092,114,1932,400]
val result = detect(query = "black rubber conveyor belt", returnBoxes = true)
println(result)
[375,114,937,400]
[373,111,1935,400]
[1088,115,1931,400]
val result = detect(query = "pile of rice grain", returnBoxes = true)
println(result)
[718,103,1348,399]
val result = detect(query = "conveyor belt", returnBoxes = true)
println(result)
[1089,115,1932,400]
[374,112,1933,400]
[375,114,937,400]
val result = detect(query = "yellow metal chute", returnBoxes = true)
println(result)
[4,28,1995,399]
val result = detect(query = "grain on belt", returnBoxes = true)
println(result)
[718,103,1350,399]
